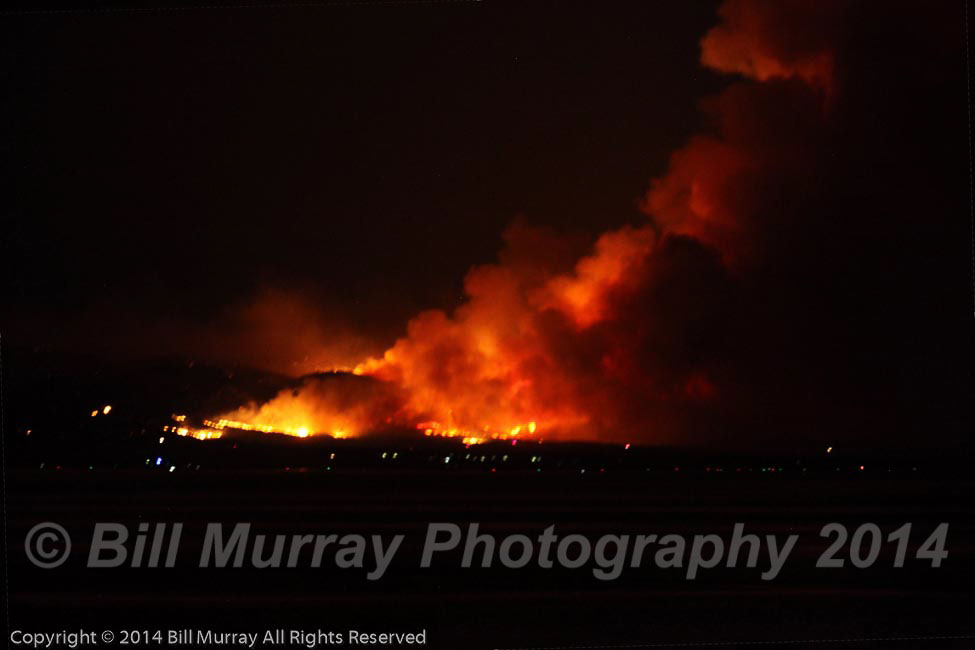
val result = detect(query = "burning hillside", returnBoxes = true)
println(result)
[199,1,834,444]
[212,373,402,439]
[183,0,967,450]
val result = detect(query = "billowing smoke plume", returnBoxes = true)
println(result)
[699,0,839,90]
[222,0,970,449]
[333,0,841,444]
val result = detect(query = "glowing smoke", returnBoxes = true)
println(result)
[221,0,887,445]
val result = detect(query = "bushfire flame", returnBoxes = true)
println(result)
[211,373,400,439]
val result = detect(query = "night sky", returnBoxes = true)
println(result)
[3,2,722,357]
[2,1,973,450]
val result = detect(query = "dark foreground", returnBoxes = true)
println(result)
[6,467,975,650]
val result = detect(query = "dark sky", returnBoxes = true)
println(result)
[3,1,724,356]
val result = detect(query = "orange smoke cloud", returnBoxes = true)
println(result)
[223,0,846,444]
[700,0,840,91]
[216,373,401,438]
[541,226,656,328]
[354,224,602,440]
[351,221,731,442]
[641,135,753,264]
[344,1,843,442]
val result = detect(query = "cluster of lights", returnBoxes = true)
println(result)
[204,418,300,435]
[146,456,178,472]
[90,404,112,417]
[417,420,537,445]
[198,418,351,439]
[162,424,223,440]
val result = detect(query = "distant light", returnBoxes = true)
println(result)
[168,465,175,473]
[624,443,631,450]
[155,457,162,466]
[102,405,112,415]
[297,427,309,438]
[859,465,865,471]
[158,437,165,444]
[826,446,833,453]
[511,439,518,446]
[90,410,99,418]
[444,456,450,464]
